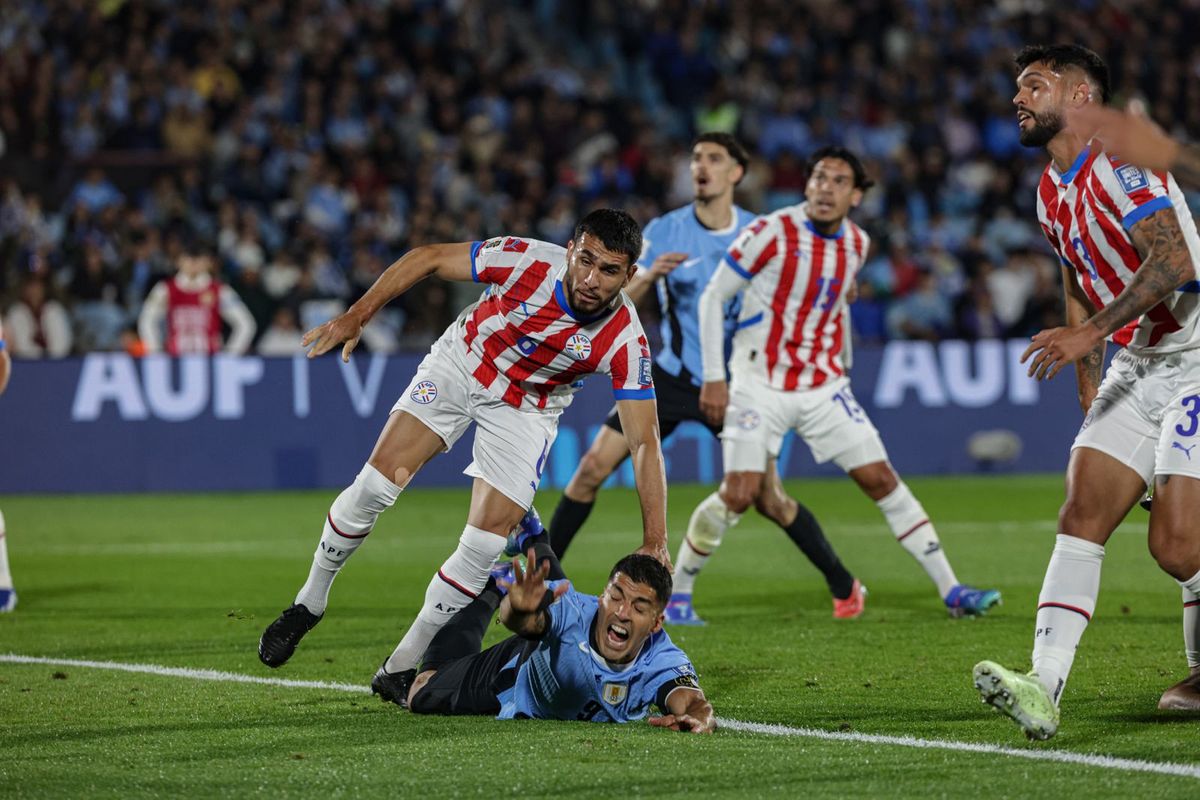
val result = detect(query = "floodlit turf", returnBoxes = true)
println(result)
[2,475,1198,797]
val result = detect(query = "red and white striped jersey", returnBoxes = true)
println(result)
[700,204,870,391]
[1037,146,1200,353]
[448,236,654,412]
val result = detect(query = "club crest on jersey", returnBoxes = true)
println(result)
[410,380,438,404]
[602,682,628,705]
[565,333,592,360]
[736,409,761,430]
[1115,164,1148,194]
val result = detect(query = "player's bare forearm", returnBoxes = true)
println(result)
[623,272,656,306]
[655,688,715,734]
[349,242,473,323]
[498,596,548,638]
[1089,209,1196,336]
[617,398,669,559]
[1061,264,1103,412]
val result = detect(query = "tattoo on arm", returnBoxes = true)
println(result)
[1173,143,1200,189]
[1078,342,1104,394]
[1088,208,1196,336]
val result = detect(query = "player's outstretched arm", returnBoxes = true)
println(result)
[302,242,475,361]
[649,687,715,734]
[498,548,569,638]
[615,397,671,571]
[1022,208,1195,381]
[1070,101,1200,189]
[624,252,688,305]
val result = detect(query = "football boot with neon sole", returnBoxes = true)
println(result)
[973,660,1059,740]
[664,593,706,626]
[945,584,1001,617]
[832,580,867,619]
[504,507,544,558]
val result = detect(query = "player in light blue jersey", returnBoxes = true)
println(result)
[546,133,861,623]
[406,541,714,733]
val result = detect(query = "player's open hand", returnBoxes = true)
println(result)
[1068,99,1178,174]
[648,713,711,734]
[636,542,673,574]
[698,380,728,427]
[498,548,569,614]
[1020,323,1105,381]
[301,311,366,362]
[650,252,689,279]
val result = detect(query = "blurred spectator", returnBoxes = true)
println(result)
[887,271,954,341]
[256,306,304,357]
[5,275,72,358]
[138,246,256,355]
[6,0,1199,358]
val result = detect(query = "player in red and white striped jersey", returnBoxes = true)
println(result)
[259,210,671,707]
[974,45,1200,740]
[682,147,1000,620]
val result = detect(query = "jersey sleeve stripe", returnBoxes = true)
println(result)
[613,387,656,400]
[748,237,779,275]
[470,241,484,281]
[721,252,753,279]
[1121,195,1172,229]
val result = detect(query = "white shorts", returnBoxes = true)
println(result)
[1073,348,1200,485]
[392,339,561,509]
[721,375,887,474]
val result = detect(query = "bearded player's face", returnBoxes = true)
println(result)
[562,232,634,316]
[593,572,664,663]
[1013,62,1068,148]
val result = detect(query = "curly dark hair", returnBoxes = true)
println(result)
[1014,44,1110,104]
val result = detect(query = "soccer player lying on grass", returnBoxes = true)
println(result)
[405,544,714,733]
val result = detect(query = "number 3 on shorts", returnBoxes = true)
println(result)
[1176,395,1200,438]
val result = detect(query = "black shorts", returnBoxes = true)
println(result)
[604,363,722,440]
[409,635,536,717]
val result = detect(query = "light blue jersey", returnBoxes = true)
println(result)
[640,204,757,385]
[496,585,700,722]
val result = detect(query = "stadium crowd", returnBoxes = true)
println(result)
[2,0,1198,358]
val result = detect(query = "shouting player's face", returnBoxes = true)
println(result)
[691,142,744,202]
[594,572,664,663]
[1013,61,1097,148]
[804,158,862,226]
[563,232,634,316]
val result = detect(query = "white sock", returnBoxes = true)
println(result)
[876,482,958,597]
[384,525,506,673]
[1179,569,1200,670]
[295,465,401,615]
[674,492,741,596]
[1031,534,1104,704]
[0,509,11,588]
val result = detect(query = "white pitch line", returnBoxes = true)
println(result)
[3,653,1198,781]
[0,653,371,695]
[718,719,1200,780]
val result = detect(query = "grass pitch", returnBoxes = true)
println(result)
[2,475,1198,798]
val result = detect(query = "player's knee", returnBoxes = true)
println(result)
[720,478,759,515]
[852,463,897,499]
[1148,529,1198,581]
[407,669,438,713]
[575,449,616,493]
[1057,495,1109,539]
